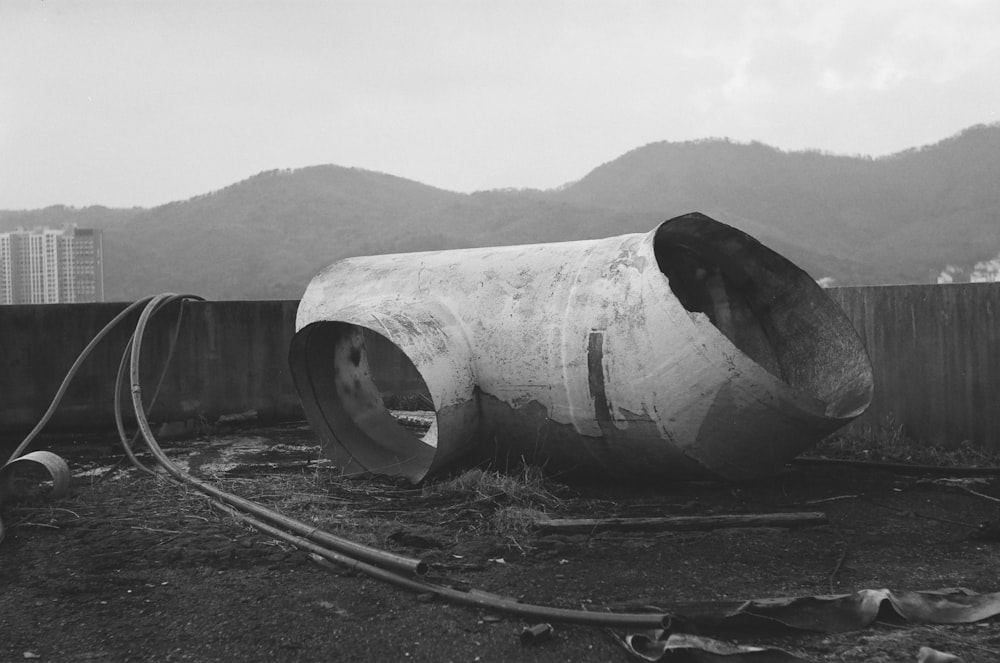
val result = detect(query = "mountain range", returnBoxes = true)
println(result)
[2,123,998,301]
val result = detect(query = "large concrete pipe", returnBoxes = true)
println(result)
[290,212,873,483]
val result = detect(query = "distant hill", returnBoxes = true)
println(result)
[555,123,1000,285]
[3,123,998,300]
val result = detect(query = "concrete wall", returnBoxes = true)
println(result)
[2,283,998,451]
[827,283,1000,451]
[0,300,304,434]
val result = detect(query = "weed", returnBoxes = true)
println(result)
[814,413,1000,467]
[421,465,561,545]
[423,465,560,509]
[490,505,546,540]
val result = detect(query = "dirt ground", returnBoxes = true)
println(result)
[2,423,1000,662]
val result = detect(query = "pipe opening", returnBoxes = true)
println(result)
[291,322,437,479]
[360,329,435,442]
[655,239,786,380]
[653,214,873,417]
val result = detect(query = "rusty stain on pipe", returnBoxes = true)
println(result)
[290,212,873,483]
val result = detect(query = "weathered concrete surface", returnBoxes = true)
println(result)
[0,300,304,435]
[292,212,873,483]
[827,283,1000,452]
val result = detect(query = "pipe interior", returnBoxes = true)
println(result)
[656,240,786,380]
[653,216,873,417]
[296,322,437,477]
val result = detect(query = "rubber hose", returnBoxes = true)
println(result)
[6,296,155,464]
[124,294,429,577]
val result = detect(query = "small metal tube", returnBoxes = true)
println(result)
[308,552,671,630]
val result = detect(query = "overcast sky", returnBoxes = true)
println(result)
[1,0,998,209]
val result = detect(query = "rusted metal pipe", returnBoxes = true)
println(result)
[290,212,873,483]
[308,552,672,630]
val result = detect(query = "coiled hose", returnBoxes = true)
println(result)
[3,294,670,630]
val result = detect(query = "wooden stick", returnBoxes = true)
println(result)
[534,511,828,535]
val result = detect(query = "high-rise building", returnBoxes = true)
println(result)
[0,225,104,304]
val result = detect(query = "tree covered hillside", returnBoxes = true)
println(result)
[2,123,997,300]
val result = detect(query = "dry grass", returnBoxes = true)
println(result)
[9,438,567,555]
[214,471,404,548]
[814,413,1000,467]
[220,463,565,547]
[422,465,560,509]
[34,465,397,550]
[420,466,562,544]
[489,505,547,540]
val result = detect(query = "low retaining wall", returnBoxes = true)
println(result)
[1,283,998,453]
[827,283,1000,452]
[0,300,304,435]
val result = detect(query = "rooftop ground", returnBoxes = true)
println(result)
[2,424,999,662]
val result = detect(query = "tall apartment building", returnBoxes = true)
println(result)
[0,226,104,304]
